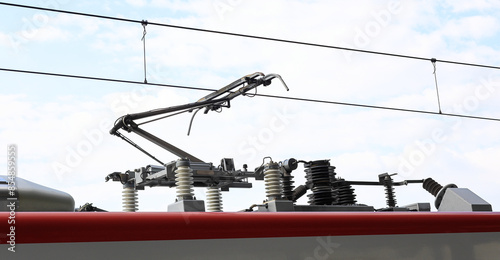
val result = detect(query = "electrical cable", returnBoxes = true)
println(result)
[2,2,500,123]
[0,67,215,92]
[2,66,499,123]
[1,2,500,70]
[254,93,500,122]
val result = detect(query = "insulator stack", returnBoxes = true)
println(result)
[122,185,138,212]
[305,160,336,205]
[333,179,357,205]
[175,158,194,200]
[422,178,457,209]
[282,158,298,201]
[378,173,397,208]
[381,176,397,207]
[385,184,396,207]
[282,175,294,201]
[423,178,443,196]
[264,161,282,200]
[206,187,223,212]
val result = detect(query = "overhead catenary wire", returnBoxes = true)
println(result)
[2,1,500,71]
[2,2,500,123]
[255,93,500,123]
[4,2,500,209]
[0,67,215,92]
[2,66,500,123]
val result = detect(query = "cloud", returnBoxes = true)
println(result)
[444,0,500,13]
[126,0,148,7]
[150,0,211,14]
[2,0,500,212]
[442,15,500,40]
[0,31,12,47]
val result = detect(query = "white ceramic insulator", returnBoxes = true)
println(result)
[206,187,223,212]
[175,165,194,199]
[264,167,282,199]
[122,186,138,212]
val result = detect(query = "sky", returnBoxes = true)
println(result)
[1,0,500,212]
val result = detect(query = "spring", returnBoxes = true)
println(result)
[305,160,335,205]
[175,159,194,200]
[264,162,282,200]
[122,186,138,212]
[333,179,357,205]
[206,187,223,212]
[423,178,442,196]
[282,175,294,201]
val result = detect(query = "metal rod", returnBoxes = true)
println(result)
[131,126,204,163]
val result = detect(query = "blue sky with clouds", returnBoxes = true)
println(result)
[1,0,500,211]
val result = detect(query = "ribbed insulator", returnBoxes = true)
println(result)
[122,186,138,212]
[305,160,335,205]
[282,175,294,201]
[385,184,396,207]
[264,162,282,200]
[423,178,443,197]
[206,187,223,212]
[175,164,194,200]
[334,179,357,205]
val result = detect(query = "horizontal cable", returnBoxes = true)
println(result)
[2,66,500,123]
[2,2,500,70]
[254,93,500,123]
[0,67,215,92]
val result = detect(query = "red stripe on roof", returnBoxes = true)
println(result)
[1,212,500,244]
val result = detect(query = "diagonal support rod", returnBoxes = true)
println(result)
[131,126,204,163]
